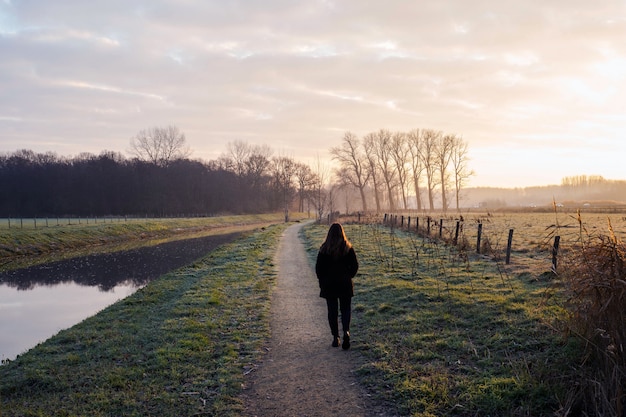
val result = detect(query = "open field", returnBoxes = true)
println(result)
[302,220,586,416]
[374,210,626,275]
[0,212,310,271]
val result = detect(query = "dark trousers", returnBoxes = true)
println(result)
[326,297,352,336]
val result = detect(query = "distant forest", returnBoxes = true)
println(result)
[0,149,289,217]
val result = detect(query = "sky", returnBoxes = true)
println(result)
[1,1,625,188]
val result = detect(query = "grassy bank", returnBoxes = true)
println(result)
[301,222,578,416]
[0,213,306,271]
[0,224,287,416]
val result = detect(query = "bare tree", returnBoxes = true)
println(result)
[390,131,410,210]
[223,140,272,185]
[407,129,424,211]
[451,136,473,210]
[311,156,330,221]
[363,133,383,213]
[271,155,297,221]
[226,140,252,177]
[294,162,317,213]
[370,129,397,211]
[330,131,370,212]
[129,125,191,167]
[420,129,441,210]
[435,134,455,212]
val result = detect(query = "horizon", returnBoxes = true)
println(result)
[1,2,625,188]
[2,143,621,191]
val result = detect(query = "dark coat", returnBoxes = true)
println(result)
[315,247,358,299]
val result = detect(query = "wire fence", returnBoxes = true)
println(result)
[0,214,217,229]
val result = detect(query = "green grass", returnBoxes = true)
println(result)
[0,224,286,417]
[301,222,578,417]
[0,213,305,271]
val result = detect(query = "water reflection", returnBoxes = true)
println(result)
[0,282,138,363]
[0,232,240,361]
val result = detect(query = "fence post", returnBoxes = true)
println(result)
[401,215,404,228]
[454,221,460,245]
[439,218,443,238]
[551,236,561,272]
[415,217,419,233]
[506,229,514,264]
[407,216,411,230]
[384,213,388,224]
[427,217,431,235]
[476,222,483,253]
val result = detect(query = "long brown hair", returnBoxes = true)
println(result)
[319,223,352,258]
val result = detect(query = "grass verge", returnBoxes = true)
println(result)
[0,224,286,416]
[0,213,306,271]
[301,222,578,417]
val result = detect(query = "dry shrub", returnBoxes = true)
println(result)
[561,216,626,416]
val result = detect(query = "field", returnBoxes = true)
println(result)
[0,213,310,271]
[304,209,625,415]
[372,210,626,274]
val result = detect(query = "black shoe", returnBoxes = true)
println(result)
[332,336,340,347]
[342,332,350,350]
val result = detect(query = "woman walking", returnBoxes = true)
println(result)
[315,223,359,350]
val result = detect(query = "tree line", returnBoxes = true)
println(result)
[331,129,472,212]
[0,126,472,218]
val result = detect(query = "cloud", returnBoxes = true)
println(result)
[0,0,625,186]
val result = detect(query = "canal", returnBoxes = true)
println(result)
[0,232,240,361]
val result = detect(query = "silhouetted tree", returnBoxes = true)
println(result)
[129,125,191,167]
[330,132,370,212]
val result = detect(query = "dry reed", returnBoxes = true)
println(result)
[560,212,626,416]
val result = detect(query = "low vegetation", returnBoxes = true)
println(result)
[0,223,286,416]
[557,214,626,416]
[0,213,298,271]
[302,221,578,416]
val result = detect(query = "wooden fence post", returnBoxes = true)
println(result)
[427,217,431,235]
[551,236,561,272]
[454,221,460,245]
[506,229,514,264]
[476,222,483,253]
[439,218,443,238]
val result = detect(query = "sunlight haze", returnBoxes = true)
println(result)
[1,1,625,188]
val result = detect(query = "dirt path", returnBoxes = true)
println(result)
[242,222,392,417]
